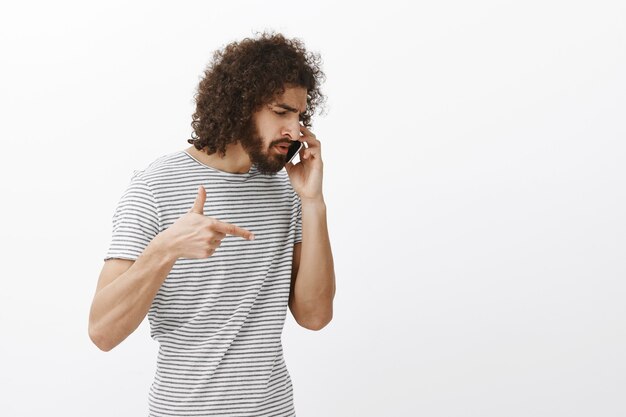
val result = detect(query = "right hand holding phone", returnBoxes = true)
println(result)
[159,185,254,259]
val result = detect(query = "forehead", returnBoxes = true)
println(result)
[271,85,307,112]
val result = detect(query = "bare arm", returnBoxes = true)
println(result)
[288,198,336,330]
[88,235,176,351]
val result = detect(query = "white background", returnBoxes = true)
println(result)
[1,1,625,416]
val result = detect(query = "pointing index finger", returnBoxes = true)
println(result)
[214,220,255,240]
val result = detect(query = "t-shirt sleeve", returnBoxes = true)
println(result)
[294,193,303,245]
[104,172,161,261]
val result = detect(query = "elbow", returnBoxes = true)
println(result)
[303,321,329,331]
[88,324,116,352]
[300,312,333,331]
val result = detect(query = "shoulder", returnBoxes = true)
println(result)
[129,150,196,188]
[138,150,187,176]
[117,151,190,204]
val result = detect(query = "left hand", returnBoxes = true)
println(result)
[285,125,324,201]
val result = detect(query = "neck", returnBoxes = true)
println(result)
[185,143,253,174]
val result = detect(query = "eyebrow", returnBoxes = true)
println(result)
[274,103,304,115]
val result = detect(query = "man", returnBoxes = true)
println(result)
[88,32,336,416]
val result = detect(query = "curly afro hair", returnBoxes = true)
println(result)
[187,31,326,156]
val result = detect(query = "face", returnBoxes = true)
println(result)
[240,85,308,175]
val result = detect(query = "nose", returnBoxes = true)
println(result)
[281,119,301,141]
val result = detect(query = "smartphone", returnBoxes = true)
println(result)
[286,140,304,165]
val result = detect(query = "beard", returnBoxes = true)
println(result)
[239,120,287,176]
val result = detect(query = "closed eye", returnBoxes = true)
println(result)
[274,109,305,121]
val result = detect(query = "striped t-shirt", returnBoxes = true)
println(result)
[104,149,302,417]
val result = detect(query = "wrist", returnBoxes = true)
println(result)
[300,196,326,210]
[150,230,179,262]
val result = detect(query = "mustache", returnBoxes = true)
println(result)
[272,138,295,147]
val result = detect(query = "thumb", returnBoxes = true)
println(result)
[190,185,206,214]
